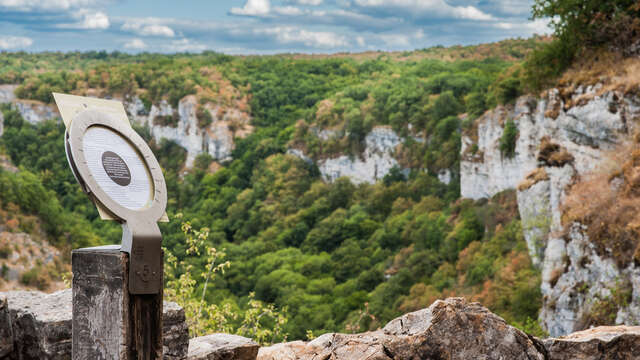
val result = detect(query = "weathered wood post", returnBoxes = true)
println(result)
[55,94,169,360]
[72,245,163,359]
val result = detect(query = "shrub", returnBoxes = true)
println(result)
[526,0,640,90]
[0,245,9,259]
[499,120,518,158]
[20,266,50,290]
[196,107,213,128]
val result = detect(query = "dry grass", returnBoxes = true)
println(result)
[518,168,550,191]
[277,36,549,63]
[537,137,574,167]
[554,49,640,108]
[563,140,640,268]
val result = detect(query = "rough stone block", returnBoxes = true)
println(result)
[188,334,258,360]
[544,326,640,360]
[0,296,13,358]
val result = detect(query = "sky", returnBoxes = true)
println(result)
[0,0,550,54]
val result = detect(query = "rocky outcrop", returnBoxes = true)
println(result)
[125,95,252,167]
[544,326,640,360]
[0,86,252,167]
[0,231,60,287]
[0,298,12,357]
[164,301,190,360]
[294,126,408,185]
[460,86,640,336]
[0,289,189,360]
[0,85,58,125]
[188,334,258,360]
[258,297,546,360]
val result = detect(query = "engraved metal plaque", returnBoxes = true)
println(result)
[56,94,167,295]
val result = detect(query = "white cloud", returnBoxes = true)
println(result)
[352,0,494,21]
[165,38,207,52]
[258,26,349,48]
[274,6,303,16]
[0,35,33,49]
[56,9,109,29]
[78,10,109,29]
[230,0,271,16]
[124,38,146,49]
[122,19,175,37]
[290,0,323,5]
[0,0,103,12]
[356,36,365,46]
[495,18,550,35]
[452,6,493,21]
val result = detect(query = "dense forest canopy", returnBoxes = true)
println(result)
[0,39,550,340]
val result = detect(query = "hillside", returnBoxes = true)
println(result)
[0,39,554,340]
[4,33,640,342]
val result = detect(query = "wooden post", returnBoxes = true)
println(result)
[72,245,163,360]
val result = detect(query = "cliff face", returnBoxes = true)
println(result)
[461,85,640,336]
[0,86,252,168]
[315,126,406,185]
[126,95,252,167]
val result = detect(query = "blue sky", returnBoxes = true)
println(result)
[0,0,549,54]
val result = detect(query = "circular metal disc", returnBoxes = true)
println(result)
[67,110,167,223]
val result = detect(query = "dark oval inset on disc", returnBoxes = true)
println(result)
[101,151,132,186]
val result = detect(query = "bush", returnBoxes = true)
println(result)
[526,0,640,90]
[0,245,9,259]
[20,266,50,290]
[499,120,518,158]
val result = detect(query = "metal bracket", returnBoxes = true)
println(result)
[121,221,163,294]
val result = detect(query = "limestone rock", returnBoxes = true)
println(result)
[3,289,72,360]
[124,95,252,167]
[0,289,189,360]
[381,297,546,360]
[188,333,259,360]
[544,326,640,360]
[258,297,546,360]
[0,85,17,104]
[0,297,13,358]
[163,301,190,360]
[315,126,405,184]
[460,87,640,336]
[14,101,58,124]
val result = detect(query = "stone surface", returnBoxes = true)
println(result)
[2,289,72,360]
[460,87,640,336]
[0,297,13,358]
[544,326,640,360]
[188,333,259,360]
[0,86,251,168]
[14,100,58,124]
[0,288,188,360]
[126,95,252,167]
[314,126,405,184]
[258,297,546,360]
[163,301,189,360]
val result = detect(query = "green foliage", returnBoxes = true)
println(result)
[499,120,518,158]
[0,49,543,340]
[164,216,288,344]
[582,279,633,327]
[20,266,50,290]
[526,0,640,90]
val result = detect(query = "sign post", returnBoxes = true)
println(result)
[55,94,168,360]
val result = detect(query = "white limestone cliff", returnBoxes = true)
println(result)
[460,86,640,336]
[0,86,251,168]
[313,126,405,185]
